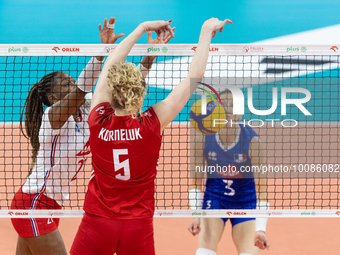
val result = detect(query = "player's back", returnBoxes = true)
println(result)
[84,102,162,219]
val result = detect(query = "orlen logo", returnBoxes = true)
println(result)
[234,212,247,215]
[52,47,60,52]
[335,211,340,216]
[16,212,28,215]
[330,46,338,52]
[52,47,79,53]
[191,47,219,52]
[8,211,28,216]
[226,211,247,216]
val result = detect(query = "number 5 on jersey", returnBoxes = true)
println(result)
[113,149,131,180]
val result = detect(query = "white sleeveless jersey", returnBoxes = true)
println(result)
[22,94,92,206]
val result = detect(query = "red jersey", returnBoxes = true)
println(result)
[84,102,162,219]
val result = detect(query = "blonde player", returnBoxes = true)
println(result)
[188,89,270,255]
[70,18,232,255]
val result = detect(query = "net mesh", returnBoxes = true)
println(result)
[1,44,340,218]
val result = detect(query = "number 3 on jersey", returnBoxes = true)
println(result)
[222,179,235,196]
[113,149,130,180]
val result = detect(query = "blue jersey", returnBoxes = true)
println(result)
[202,125,258,208]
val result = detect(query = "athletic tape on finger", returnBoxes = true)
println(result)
[107,23,115,29]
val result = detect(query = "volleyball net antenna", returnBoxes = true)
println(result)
[1,44,340,218]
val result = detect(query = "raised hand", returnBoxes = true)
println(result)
[99,17,125,44]
[147,27,176,44]
[203,18,233,37]
[138,24,175,74]
[142,20,175,39]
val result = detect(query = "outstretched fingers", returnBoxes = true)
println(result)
[114,33,125,40]
[219,19,233,33]
[103,17,107,29]
[143,20,175,39]
[108,17,115,29]
[164,27,176,43]
[224,19,233,25]
[147,31,153,41]
[164,21,175,38]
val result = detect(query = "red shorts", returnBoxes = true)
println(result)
[70,213,155,255]
[11,186,62,238]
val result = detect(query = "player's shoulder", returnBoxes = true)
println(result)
[139,107,162,137]
[88,102,114,128]
[250,134,261,144]
[241,124,258,138]
[90,102,113,117]
[142,107,158,120]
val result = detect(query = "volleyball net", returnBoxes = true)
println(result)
[1,44,340,218]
